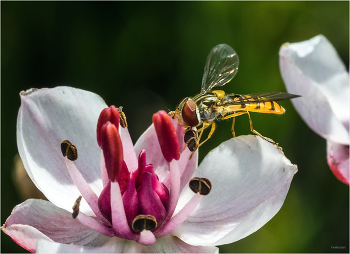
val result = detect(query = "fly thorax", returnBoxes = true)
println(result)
[197,97,221,122]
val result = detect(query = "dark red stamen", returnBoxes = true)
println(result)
[152,110,180,162]
[97,106,120,147]
[101,122,123,182]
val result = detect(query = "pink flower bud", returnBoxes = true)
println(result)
[122,171,140,229]
[138,171,166,229]
[98,181,112,222]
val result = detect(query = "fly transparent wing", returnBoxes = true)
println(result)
[225,92,301,105]
[201,44,239,93]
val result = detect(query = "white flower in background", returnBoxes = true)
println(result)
[2,87,297,253]
[279,35,349,184]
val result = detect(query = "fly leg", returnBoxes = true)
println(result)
[197,122,211,144]
[183,122,206,152]
[231,117,235,137]
[221,111,281,150]
[195,123,207,134]
[183,125,199,151]
[199,122,216,147]
[221,112,248,137]
[183,122,212,159]
[246,112,281,150]
[168,109,180,119]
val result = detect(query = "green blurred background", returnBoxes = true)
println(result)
[2,2,349,253]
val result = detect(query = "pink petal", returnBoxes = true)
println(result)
[279,35,349,144]
[110,182,134,239]
[162,147,198,191]
[17,87,107,214]
[327,140,349,185]
[137,230,156,246]
[173,135,297,246]
[120,126,138,172]
[3,199,109,248]
[65,158,111,225]
[2,224,53,253]
[179,148,198,191]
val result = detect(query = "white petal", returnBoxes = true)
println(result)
[143,235,218,253]
[17,87,107,214]
[37,237,142,253]
[327,140,349,184]
[173,135,297,246]
[37,234,218,253]
[37,235,218,253]
[4,199,109,247]
[279,35,349,144]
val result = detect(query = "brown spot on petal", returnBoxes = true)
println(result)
[61,140,78,161]
[72,196,82,219]
[189,177,212,195]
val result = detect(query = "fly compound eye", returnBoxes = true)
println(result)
[182,99,199,127]
[184,129,198,152]
[61,140,78,161]
[189,177,212,195]
[132,215,157,233]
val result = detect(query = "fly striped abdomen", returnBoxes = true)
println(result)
[220,93,292,115]
[229,101,285,114]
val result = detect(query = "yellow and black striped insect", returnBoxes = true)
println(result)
[170,44,300,152]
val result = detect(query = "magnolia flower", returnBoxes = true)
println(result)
[2,87,297,253]
[279,35,349,185]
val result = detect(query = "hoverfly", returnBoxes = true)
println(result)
[170,44,300,152]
